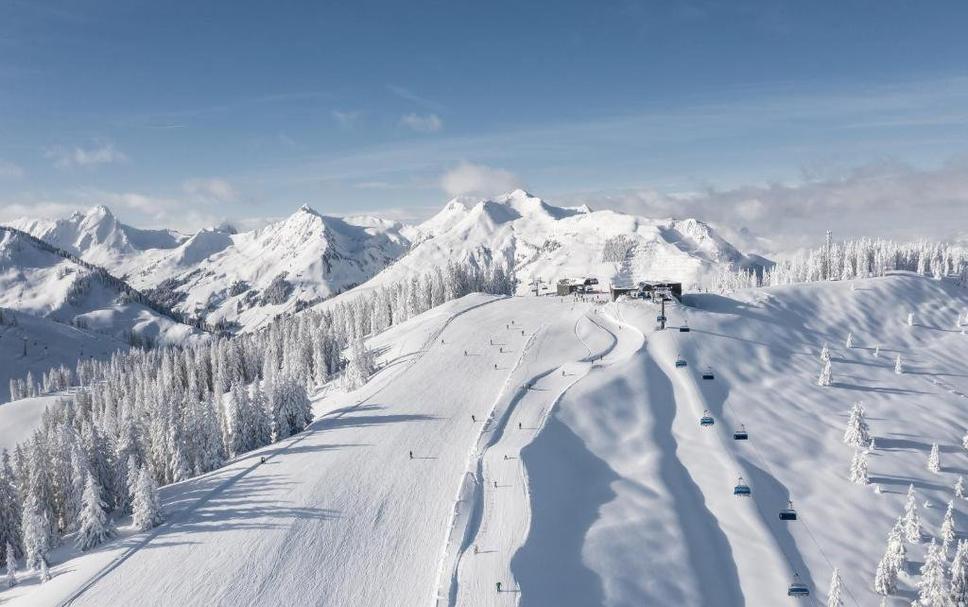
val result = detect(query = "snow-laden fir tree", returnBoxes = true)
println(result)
[845,332,854,349]
[903,484,922,543]
[818,359,832,387]
[873,517,906,596]
[940,500,956,555]
[39,555,50,583]
[843,402,871,447]
[956,476,966,499]
[0,450,21,563]
[849,448,869,485]
[826,567,844,607]
[952,540,968,605]
[131,466,163,532]
[873,344,880,357]
[962,429,968,451]
[908,312,915,327]
[894,354,903,375]
[75,472,114,551]
[341,331,376,391]
[4,542,16,588]
[917,538,950,606]
[20,483,51,570]
[928,442,942,474]
[820,343,831,363]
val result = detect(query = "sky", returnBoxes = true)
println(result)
[1,0,967,249]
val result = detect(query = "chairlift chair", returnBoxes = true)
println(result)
[733,475,751,496]
[656,315,667,323]
[787,573,809,597]
[779,501,797,521]
[679,322,690,333]
[732,424,748,440]
[699,410,714,427]
[675,355,687,368]
[701,368,715,380]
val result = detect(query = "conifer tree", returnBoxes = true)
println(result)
[131,467,163,532]
[75,472,114,551]
[874,517,906,596]
[894,354,903,375]
[818,358,832,387]
[956,476,966,499]
[917,539,950,606]
[39,556,50,583]
[845,332,854,349]
[951,540,968,605]
[903,485,922,543]
[940,500,956,555]
[4,542,17,588]
[849,448,869,485]
[843,402,870,447]
[827,567,844,607]
[928,442,942,474]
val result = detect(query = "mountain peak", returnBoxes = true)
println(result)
[297,204,319,215]
[87,204,114,219]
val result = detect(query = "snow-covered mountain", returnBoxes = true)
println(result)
[0,226,202,347]
[10,192,762,332]
[9,205,187,273]
[368,189,759,293]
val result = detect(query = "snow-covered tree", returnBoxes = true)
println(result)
[917,539,950,606]
[941,500,956,555]
[820,343,831,363]
[818,359,832,387]
[873,344,880,357]
[894,354,903,375]
[845,332,854,349]
[952,540,968,605]
[956,476,966,499]
[908,312,915,327]
[75,473,114,551]
[962,429,968,452]
[20,484,50,570]
[4,542,16,588]
[39,556,50,583]
[827,567,844,607]
[928,442,942,474]
[843,402,871,447]
[131,467,163,532]
[849,448,869,485]
[874,517,906,596]
[903,484,922,543]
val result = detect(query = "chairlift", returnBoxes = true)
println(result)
[732,424,748,440]
[679,322,690,333]
[733,475,751,496]
[779,500,797,521]
[699,410,714,427]
[701,368,715,380]
[787,573,809,597]
[656,315,667,323]
[675,355,687,368]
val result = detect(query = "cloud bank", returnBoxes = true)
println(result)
[439,162,522,198]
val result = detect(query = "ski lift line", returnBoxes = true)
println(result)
[743,439,860,607]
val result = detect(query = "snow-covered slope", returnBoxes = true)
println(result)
[369,189,758,294]
[6,272,965,607]
[0,309,124,402]
[0,227,202,348]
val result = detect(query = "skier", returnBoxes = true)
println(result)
[494,363,498,370]
[562,369,565,376]
[518,422,522,430]
[260,456,267,464]
[409,450,413,459]
[503,454,508,460]
[489,338,493,345]
[494,480,498,488]
[521,330,525,336]
[496,582,502,592]
[471,414,477,422]
[464,350,467,356]
[499,347,503,353]
[474,545,479,554]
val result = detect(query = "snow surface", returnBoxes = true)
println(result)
[3,270,965,606]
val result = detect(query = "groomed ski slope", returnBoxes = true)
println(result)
[7,271,967,607]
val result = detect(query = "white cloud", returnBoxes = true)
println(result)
[440,162,522,198]
[400,113,443,133]
[562,157,968,253]
[182,177,237,203]
[46,141,128,169]
[0,160,24,179]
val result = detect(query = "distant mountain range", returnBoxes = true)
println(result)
[4,190,765,334]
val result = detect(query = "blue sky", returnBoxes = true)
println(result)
[1,0,967,243]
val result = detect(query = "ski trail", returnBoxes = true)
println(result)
[450,305,643,606]
[59,295,506,607]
